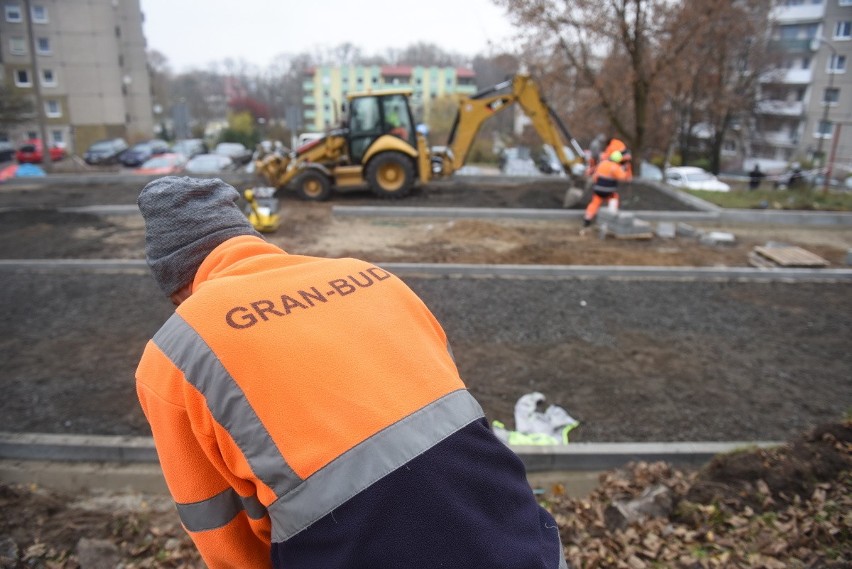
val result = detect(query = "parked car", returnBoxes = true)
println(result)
[134,153,187,176]
[0,141,16,162]
[184,153,235,174]
[664,166,730,192]
[119,139,170,167]
[83,138,129,165]
[15,139,65,164]
[214,142,253,165]
[637,161,663,181]
[171,138,208,159]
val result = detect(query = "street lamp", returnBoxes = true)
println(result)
[810,35,837,182]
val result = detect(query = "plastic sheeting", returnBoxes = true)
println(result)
[493,392,579,446]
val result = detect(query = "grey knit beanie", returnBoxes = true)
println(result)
[138,176,262,296]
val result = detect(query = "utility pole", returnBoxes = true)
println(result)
[811,36,837,191]
[22,0,51,169]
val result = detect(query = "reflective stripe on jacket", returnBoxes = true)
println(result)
[593,159,631,194]
[137,235,564,569]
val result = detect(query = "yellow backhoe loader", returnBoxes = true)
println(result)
[255,73,585,201]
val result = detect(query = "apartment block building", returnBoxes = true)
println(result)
[750,0,851,175]
[0,0,153,155]
[302,65,477,132]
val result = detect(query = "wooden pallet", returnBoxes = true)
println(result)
[751,246,830,268]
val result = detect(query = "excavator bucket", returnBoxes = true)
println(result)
[563,186,585,208]
[243,188,281,233]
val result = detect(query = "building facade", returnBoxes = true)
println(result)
[750,0,852,176]
[0,0,153,155]
[302,65,477,132]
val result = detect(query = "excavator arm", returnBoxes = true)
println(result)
[437,74,585,178]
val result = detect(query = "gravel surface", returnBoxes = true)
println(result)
[0,176,849,443]
[1,269,849,443]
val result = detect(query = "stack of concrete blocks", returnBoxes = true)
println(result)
[670,221,736,246]
[596,209,654,239]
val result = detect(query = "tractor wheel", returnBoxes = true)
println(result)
[293,170,332,201]
[366,152,415,198]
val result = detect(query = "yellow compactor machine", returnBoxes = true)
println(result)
[255,73,586,201]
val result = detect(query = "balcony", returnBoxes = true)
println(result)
[761,130,800,148]
[771,3,824,24]
[760,68,812,84]
[769,39,816,53]
[756,99,805,116]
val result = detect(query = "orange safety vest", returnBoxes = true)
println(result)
[592,158,631,193]
[137,235,564,569]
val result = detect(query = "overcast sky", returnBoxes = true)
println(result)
[140,0,517,72]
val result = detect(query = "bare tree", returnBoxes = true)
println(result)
[674,0,773,173]
[494,0,706,172]
[0,85,35,126]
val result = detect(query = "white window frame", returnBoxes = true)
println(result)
[828,53,847,73]
[8,36,26,55]
[814,120,834,139]
[5,4,22,22]
[30,4,47,23]
[14,69,31,87]
[44,99,61,118]
[36,36,50,55]
[41,68,56,87]
[835,21,852,40]
[50,129,63,145]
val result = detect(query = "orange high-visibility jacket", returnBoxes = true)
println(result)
[137,235,565,569]
[592,158,632,194]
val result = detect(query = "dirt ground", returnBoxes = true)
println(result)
[1,422,849,568]
[0,175,850,567]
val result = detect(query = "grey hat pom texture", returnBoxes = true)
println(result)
[138,176,261,296]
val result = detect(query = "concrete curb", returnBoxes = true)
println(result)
[0,432,781,473]
[0,433,781,497]
[332,204,852,226]
[2,259,849,281]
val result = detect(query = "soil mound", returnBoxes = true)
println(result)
[1,422,849,568]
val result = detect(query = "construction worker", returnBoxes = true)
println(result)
[583,150,632,228]
[135,176,569,569]
[600,137,633,177]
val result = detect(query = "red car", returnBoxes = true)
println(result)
[134,153,186,175]
[16,139,65,163]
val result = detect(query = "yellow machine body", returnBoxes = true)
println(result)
[254,73,585,201]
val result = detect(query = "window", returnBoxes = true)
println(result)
[14,69,31,87]
[835,21,852,39]
[816,120,833,138]
[36,37,50,54]
[31,4,47,23]
[45,100,60,117]
[801,56,811,69]
[823,87,840,104]
[9,37,26,55]
[828,53,847,72]
[5,4,21,22]
[41,69,55,86]
[841,0,852,7]
[50,130,63,145]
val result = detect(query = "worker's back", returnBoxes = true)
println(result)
[138,235,567,569]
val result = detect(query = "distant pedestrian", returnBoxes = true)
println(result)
[748,164,765,190]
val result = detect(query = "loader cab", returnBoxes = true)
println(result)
[346,90,416,163]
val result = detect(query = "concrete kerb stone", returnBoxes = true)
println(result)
[331,205,852,227]
[0,432,782,495]
[2,259,852,282]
